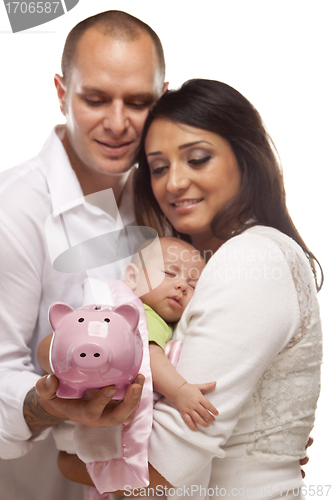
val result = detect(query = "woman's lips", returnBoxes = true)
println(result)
[171,198,204,214]
[95,139,132,155]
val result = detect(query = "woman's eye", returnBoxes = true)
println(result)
[151,165,168,176]
[188,155,211,166]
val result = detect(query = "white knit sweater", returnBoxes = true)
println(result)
[149,226,322,499]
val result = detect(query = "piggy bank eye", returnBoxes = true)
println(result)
[104,318,110,323]
[78,318,84,323]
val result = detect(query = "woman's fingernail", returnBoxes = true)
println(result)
[133,387,142,398]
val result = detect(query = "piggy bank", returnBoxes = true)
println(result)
[49,302,143,400]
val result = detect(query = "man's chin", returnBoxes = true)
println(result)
[92,157,136,176]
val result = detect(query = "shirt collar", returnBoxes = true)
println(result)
[41,125,84,214]
[41,125,135,225]
[118,167,136,226]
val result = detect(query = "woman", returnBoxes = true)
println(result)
[60,79,322,498]
[134,79,322,498]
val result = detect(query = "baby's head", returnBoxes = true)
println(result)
[125,237,205,323]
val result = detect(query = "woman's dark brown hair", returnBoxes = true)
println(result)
[134,79,323,291]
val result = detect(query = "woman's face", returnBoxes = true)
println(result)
[145,119,241,248]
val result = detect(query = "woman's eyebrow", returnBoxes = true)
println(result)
[179,140,212,150]
[147,140,212,157]
[147,151,163,157]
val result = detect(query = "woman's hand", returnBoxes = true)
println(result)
[300,437,313,478]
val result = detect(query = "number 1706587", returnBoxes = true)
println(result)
[5,2,60,14]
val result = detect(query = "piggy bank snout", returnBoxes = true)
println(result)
[71,343,109,370]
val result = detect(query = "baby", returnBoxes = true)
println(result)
[124,236,218,430]
[38,237,218,430]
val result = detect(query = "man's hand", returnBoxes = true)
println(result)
[24,373,144,434]
[37,333,53,373]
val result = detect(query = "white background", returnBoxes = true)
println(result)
[0,0,332,491]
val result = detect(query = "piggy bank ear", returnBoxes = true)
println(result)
[49,302,75,331]
[113,304,140,331]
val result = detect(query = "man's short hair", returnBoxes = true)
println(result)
[61,10,165,82]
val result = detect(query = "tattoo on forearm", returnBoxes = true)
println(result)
[23,388,65,433]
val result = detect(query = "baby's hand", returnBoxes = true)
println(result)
[173,382,218,431]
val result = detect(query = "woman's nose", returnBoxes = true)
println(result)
[103,101,129,136]
[166,164,190,193]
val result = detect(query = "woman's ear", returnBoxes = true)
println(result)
[125,263,140,291]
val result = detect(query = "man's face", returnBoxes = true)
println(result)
[56,28,166,176]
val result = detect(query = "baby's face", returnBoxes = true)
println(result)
[139,240,205,323]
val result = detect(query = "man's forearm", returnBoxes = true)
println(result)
[23,387,66,434]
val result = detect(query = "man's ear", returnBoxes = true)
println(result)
[54,74,66,116]
[125,263,140,291]
[162,82,169,94]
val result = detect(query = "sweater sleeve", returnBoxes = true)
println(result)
[148,231,301,485]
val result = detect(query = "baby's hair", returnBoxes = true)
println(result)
[131,238,155,269]
[132,236,203,270]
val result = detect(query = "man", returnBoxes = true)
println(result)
[0,11,167,500]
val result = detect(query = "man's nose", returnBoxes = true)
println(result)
[166,164,190,193]
[103,101,129,136]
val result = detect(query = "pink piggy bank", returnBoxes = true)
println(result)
[49,302,143,400]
